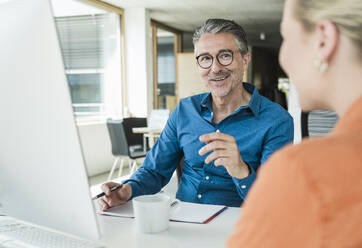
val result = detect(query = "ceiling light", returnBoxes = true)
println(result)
[260,32,266,40]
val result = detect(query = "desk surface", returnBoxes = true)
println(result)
[97,206,240,248]
[1,178,240,248]
[92,176,241,248]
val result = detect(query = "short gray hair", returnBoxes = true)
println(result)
[193,19,248,55]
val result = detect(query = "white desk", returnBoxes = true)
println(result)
[97,206,241,248]
[0,208,240,248]
[92,176,241,248]
[1,176,241,248]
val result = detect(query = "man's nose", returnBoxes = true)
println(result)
[210,59,224,73]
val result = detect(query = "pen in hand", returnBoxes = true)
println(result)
[92,184,123,200]
[171,200,179,207]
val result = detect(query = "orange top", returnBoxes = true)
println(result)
[226,97,362,248]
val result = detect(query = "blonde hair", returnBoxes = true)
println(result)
[294,0,362,56]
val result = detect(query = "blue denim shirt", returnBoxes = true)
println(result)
[124,83,294,207]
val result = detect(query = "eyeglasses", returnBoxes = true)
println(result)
[196,49,238,69]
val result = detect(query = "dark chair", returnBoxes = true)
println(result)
[301,112,309,138]
[106,118,147,180]
[122,117,149,152]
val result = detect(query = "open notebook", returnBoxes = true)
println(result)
[97,201,227,224]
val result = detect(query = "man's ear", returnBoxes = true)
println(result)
[315,19,339,62]
[242,53,251,70]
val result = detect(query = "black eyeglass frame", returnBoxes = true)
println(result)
[195,49,242,69]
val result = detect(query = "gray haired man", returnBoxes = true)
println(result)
[99,19,294,208]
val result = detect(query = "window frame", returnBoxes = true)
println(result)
[58,0,126,124]
[151,20,182,109]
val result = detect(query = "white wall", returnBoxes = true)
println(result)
[103,13,123,119]
[77,123,114,177]
[124,8,153,117]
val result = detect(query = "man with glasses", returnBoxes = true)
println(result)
[99,19,293,209]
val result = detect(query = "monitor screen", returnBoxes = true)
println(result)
[0,0,100,240]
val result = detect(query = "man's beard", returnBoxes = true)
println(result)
[206,69,241,97]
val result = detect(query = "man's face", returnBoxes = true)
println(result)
[195,33,249,98]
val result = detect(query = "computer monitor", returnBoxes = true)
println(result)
[0,0,100,241]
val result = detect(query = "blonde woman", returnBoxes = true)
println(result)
[226,0,362,247]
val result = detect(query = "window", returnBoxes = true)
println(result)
[157,35,176,99]
[51,0,123,122]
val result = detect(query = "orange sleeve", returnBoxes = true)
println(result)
[225,148,320,248]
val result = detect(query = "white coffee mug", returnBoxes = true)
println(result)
[133,194,171,234]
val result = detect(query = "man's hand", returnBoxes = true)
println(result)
[98,182,132,211]
[199,131,249,179]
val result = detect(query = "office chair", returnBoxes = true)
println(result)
[301,112,309,138]
[106,118,147,180]
[122,117,149,151]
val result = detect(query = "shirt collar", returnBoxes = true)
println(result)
[200,82,261,117]
[201,93,212,110]
[243,82,261,116]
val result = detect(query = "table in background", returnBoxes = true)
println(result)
[132,127,162,152]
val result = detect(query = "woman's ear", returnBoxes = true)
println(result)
[315,19,339,62]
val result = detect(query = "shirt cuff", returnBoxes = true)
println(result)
[231,163,257,199]
[121,179,142,200]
